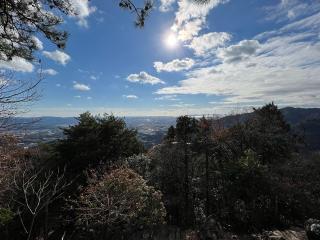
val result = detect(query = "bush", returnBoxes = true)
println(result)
[0,208,14,226]
[74,167,166,239]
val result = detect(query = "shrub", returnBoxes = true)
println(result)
[74,167,166,239]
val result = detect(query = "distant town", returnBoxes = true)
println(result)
[9,116,177,149]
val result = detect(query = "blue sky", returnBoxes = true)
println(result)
[1,0,320,116]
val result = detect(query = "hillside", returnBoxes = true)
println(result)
[219,107,320,151]
[8,107,320,150]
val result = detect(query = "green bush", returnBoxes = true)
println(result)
[0,208,14,226]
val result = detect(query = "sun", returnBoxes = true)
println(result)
[165,33,178,48]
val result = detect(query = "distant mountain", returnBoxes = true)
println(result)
[218,107,320,125]
[12,117,78,129]
[9,108,320,150]
[219,107,320,151]
[280,107,320,125]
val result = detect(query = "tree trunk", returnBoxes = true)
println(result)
[274,194,279,223]
[205,149,209,215]
[184,142,189,226]
[27,215,36,240]
[44,204,49,240]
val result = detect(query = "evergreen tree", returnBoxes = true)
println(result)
[246,102,295,164]
[175,116,198,226]
[165,125,176,142]
[55,112,144,180]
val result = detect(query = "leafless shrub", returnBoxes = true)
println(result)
[0,70,43,131]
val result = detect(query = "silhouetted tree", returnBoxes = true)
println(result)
[55,112,144,182]
[148,142,185,226]
[245,102,295,164]
[196,117,213,215]
[165,125,176,142]
[175,116,198,226]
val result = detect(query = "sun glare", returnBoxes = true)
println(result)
[165,33,178,48]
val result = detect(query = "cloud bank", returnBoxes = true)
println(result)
[157,12,320,109]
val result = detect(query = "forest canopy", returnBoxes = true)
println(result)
[0,103,319,239]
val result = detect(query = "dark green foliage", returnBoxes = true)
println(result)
[222,103,296,164]
[1,104,320,239]
[176,116,198,143]
[215,150,274,231]
[272,153,320,223]
[55,112,144,178]
[176,116,199,226]
[0,112,145,240]
[245,103,295,164]
[165,125,176,141]
[0,208,14,226]
[0,0,72,61]
[119,0,153,27]
[150,103,318,233]
[149,143,186,226]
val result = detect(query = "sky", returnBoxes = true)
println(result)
[1,0,320,117]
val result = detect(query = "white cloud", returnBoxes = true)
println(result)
[154,58,195,72]
[70,0,97,28]
[41,68,58,75]
[123,94,138,99]
[175,18,203,41]
[188,32,231,56]
[56,83,61,87]
[87,96,92,100]
[74,95,81,98]
[264,0,320,23]
[43,50,71,65]
[171,0,228,41]
[127,71,165,85]
[170,102,195,108]
[255,11,320,41]
[0,57,34,72]
[159,0,176,12]
[32,36,43,50]
[90,75,97,80]
[217,40,260,63]
[156,13,320,110]
[73,83,90,91]
[155,95,180,101]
